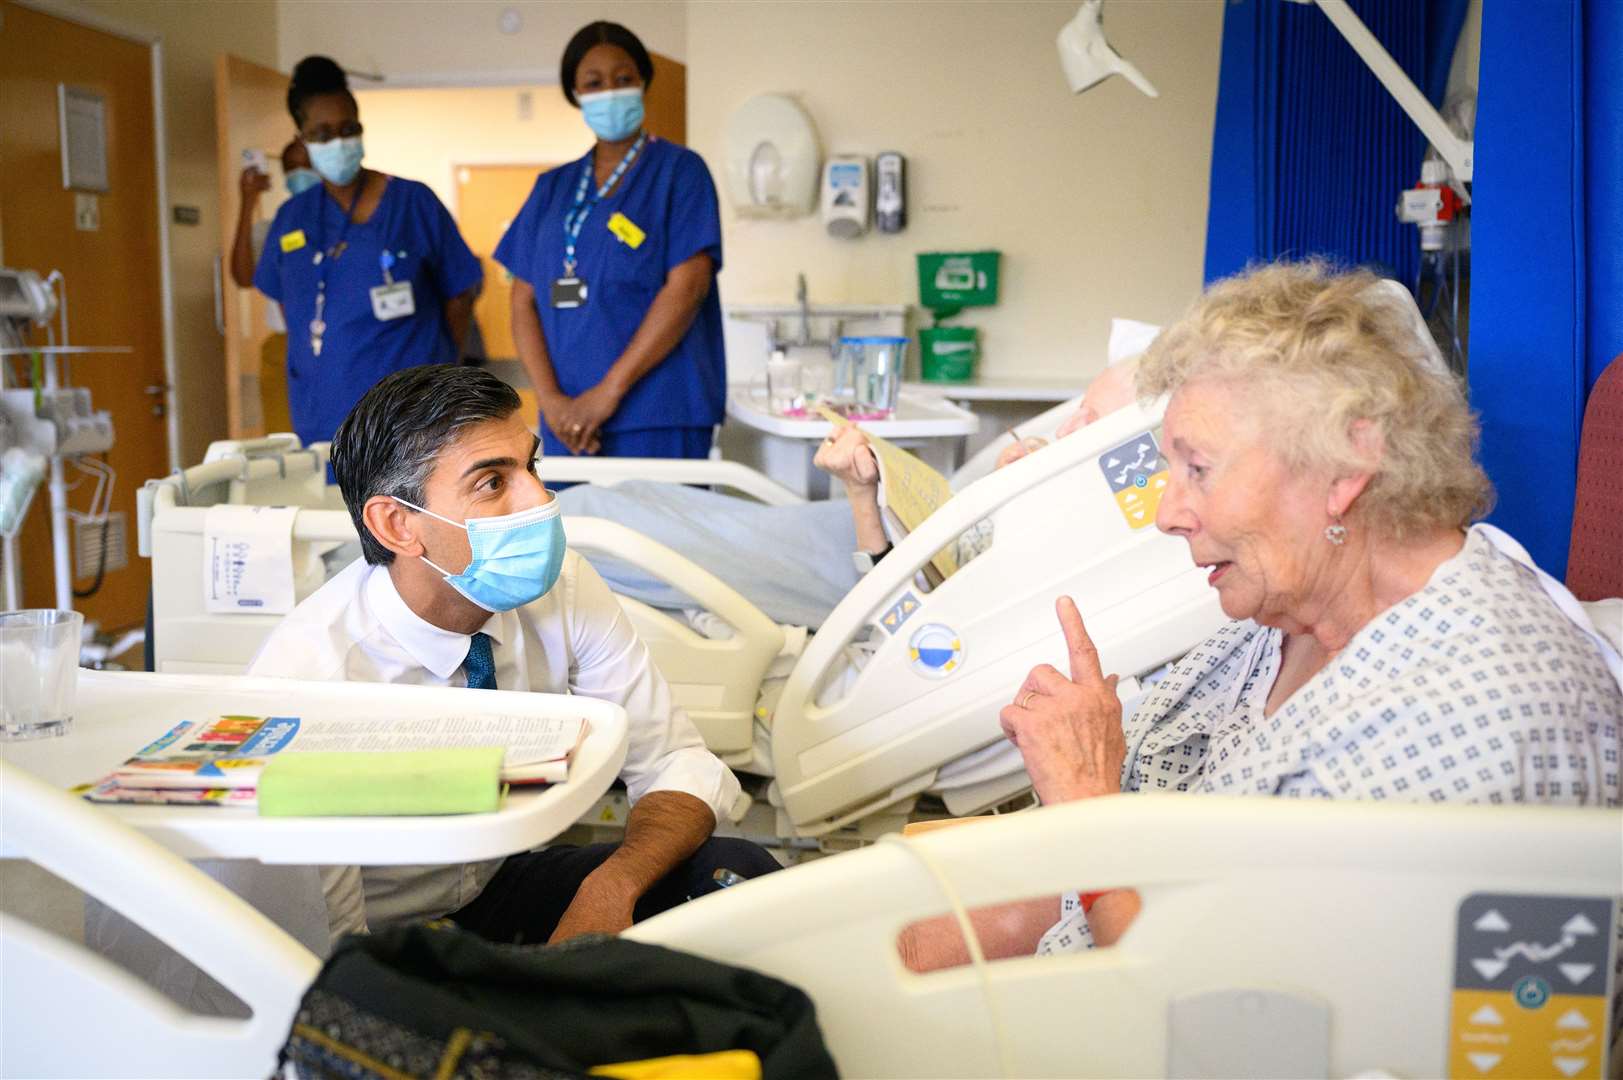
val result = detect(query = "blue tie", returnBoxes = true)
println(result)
[463,632,497,690]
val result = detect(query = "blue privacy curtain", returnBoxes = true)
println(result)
[1469,0,1623,579]
[1203,0,1469,285]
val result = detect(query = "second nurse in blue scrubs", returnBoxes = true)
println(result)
[255,56,483,446]
[496,22,726,459]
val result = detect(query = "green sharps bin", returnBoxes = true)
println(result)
[916,250,1000,383]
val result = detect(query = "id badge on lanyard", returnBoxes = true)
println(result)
[370,249,415,321]
[554,132,646,309]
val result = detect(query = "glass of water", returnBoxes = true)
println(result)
[0,609,83,741]
[766,352,804,416]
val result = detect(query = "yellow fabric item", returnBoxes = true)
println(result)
[260,332,292,434]
[588,1050,762,1079]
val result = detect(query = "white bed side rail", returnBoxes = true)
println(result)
[629,797,1623,1079]
[201,434,304,464]
[0,760,320,1079]
[779,397,1173,710]
[539,455,805,506]
[565,517,784,652]
[137,447,331,558]
[563,518,785,756]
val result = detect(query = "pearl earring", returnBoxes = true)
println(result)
[1325,518,1348,546]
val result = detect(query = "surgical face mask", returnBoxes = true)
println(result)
[306,136,364,186]
[579,87,644,142]
[285,167,321,196]
[394,495,566,613]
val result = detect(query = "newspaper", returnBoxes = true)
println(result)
[816,404,959,580]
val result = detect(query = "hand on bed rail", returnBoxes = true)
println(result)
[999,596,1127,805]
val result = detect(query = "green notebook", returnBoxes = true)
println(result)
[257,747,505,817]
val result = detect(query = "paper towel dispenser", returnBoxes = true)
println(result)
[725,93,821,218]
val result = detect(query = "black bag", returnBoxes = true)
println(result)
[276,922,839,1079]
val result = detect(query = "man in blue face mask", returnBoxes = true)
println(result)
[249,365,779,946]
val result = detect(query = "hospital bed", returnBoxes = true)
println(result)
[535,395,1230,839]
[628,795,1623,1079]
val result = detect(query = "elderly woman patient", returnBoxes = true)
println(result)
[902,261,1622,970]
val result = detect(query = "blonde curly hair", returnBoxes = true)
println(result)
[1137,261,1492,539]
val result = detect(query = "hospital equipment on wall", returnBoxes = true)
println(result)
[1056,0,1159,99]
[875,151,907,234]
[0,267,123,617]
[1398,92,1476,377]
[918,249,1001,385]
[724,93,821,219]
[0,669,631,1079]
[820,154,870,239]
[628,795,1622,1078]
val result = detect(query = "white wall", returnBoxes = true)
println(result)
[279,0,685,84]
[688,0,1224,385]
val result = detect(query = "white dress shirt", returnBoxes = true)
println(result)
[248,550,740,938]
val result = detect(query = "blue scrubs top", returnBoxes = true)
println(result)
[494,137,726,436]
[254,176,482,446]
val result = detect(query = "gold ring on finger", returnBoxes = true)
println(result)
[1019,690,1035,709]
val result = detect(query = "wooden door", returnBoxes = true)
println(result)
[214,53,292,438]
[0,1,170,633]
[646,52,686,145]
[455,164,555,365]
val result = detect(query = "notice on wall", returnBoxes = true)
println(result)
[203,504,299,614]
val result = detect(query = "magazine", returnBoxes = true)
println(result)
[104,712,590,792]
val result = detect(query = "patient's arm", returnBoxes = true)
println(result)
[813,426,888,554]
[897,895,1062,972]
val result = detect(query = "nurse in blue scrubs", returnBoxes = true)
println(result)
[255,56,483,446]
[496,22,726,459]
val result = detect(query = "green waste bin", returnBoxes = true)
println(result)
[919,326,979,382]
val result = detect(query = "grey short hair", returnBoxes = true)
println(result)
[1137,261,1493,539]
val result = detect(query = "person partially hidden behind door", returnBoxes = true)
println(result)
[232,138,317,435]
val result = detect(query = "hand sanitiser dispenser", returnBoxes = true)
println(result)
[821,155,870,239]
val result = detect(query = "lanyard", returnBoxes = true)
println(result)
[562,133,646,276]
[309,178,367,357]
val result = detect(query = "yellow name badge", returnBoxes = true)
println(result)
[606,212,646,250]
[279,229,307,253]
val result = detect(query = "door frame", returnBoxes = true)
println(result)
[10,0,181,472]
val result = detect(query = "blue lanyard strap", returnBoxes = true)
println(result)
[562,132,646,275]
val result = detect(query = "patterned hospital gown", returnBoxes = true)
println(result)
[1037,525,1623,958]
